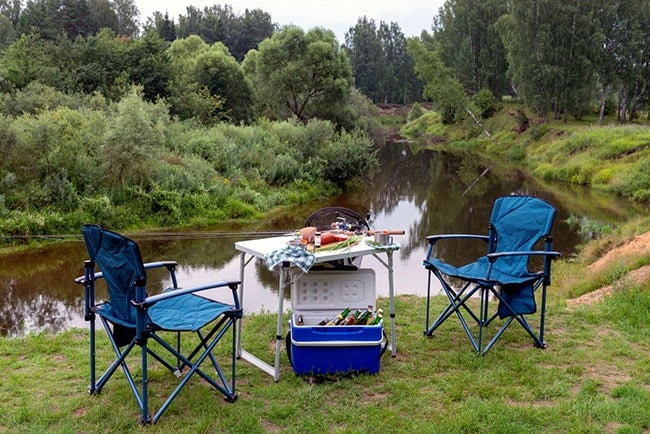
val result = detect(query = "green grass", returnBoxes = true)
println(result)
[1,289,649,433]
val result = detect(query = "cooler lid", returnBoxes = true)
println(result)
[291,268,376,313]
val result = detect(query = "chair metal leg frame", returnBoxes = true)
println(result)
[150,316,238,399]
[425,276,503,353]
[425,269,485,350]
[88,310,239,424]
[485,279,549,351]
[425,267,549,354]
[90,315,139,396]
[146,318,238,423]
[425,271,482,334]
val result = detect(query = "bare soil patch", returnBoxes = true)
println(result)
[567,232,650,307]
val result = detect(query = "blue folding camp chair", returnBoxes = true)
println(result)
[75,224,242,424]
[423,195,562,354]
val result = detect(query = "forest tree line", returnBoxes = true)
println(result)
[1,1,649,123]
[421,0,650,124]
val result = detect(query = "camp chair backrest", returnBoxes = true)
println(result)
[82,224,145,325]
[488,196,556,269]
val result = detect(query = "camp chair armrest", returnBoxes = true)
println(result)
[135,280,242,308]
[426,234,489,245]
[487,250,562,261]
[73,261,179,285]
[74,271,104,285]
[143,261,178,271]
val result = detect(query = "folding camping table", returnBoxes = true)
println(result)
[234,235,399,381]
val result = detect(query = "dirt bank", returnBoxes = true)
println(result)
[567,231,650,306]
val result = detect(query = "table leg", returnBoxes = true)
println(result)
[236,252,246,358]
[273,263,288,381]
[237,252,276,378]
[387,250,397,357]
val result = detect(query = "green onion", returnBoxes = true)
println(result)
[316,235,363,251]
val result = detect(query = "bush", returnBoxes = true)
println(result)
[610,158,650,200]
[316,129,379,184]
[471,89,500,119]
[407,102,425,122]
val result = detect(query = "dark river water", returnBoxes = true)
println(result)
[1,144,646,337]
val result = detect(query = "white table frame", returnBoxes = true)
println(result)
[234,235,398,381]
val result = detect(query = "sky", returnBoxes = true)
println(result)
[136,0,445,42]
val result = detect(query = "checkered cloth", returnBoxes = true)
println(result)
[264,245,316,273]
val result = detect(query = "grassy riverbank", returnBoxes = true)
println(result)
[1,288,648,433]
[402,104,650,205]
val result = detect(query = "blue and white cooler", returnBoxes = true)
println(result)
[287,269,386,375]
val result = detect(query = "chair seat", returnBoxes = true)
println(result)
[424,256,541,285]
[149,291,233,331]
[94,294,234,332]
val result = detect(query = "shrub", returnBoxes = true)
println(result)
[566,214,613,243]
[407,102,425,122]
[471,89,500,119]
[263,153,304,186]
[316,129,378,184]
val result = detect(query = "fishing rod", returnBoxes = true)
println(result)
[0,229,292,242]
[461,107,497,196]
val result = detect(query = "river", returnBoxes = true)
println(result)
[1,144,645,337]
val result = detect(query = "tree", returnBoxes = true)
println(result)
[87,0,119,34]
[167,35,218,122]
[229,8,274,62]
[15,0,135,40]
[407,37,468,123]
[16,0,60,40]
[59,28,130,100]
[0,0,20,25]
[175,5,274,62]
[58,0,94,38]
[344,17,385,103]
[245,26,353,125]
[112,0,139,37]
[125,30,171,101]
[0,31,60,89]
[193,43,254,123]
[344,17,422,104]
[0,0,19,48]
[433,0,510,98]
[378,21,422,104]
[498,0,597,120]
[146,11,176,42]
[0,13,15,49]
[166,35,254,124]
[594,0,650,122]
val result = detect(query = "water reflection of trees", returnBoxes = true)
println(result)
[1,241,88,337]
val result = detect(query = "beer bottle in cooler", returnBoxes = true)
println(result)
[329,307,350,325]
[370,308,384,325]
[346,309,361,325]
[356,305,373,325]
